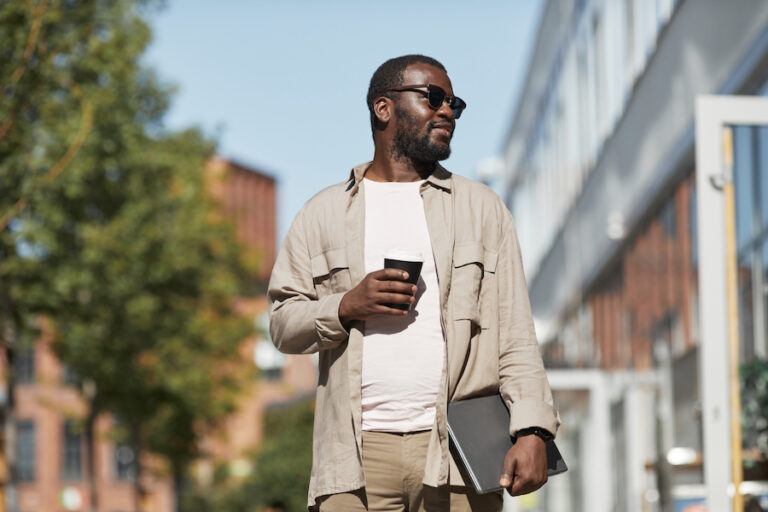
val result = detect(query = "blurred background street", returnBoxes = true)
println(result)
[2,1,768,511]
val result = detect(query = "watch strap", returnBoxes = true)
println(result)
[515,427,554,442]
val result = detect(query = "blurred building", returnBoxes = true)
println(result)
[2,335,174,512]
[502,0,768,511]
[196,157,316,485]
[0,157,314,512]
[206,156,277,284]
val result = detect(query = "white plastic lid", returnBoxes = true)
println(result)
[384,249,424,262]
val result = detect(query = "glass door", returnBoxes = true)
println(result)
[695,95,768,512]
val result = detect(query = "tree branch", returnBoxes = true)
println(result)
[0,82,93,230]
[9,0,48,85]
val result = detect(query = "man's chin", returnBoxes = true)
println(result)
[431,142,451,161]
[410,148,450,163]
[393,132,451,162]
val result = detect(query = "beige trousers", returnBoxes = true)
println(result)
[317,431,503,512]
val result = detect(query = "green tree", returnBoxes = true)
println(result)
[1,1,255,510]
[742,357,768,462]
[251,398,314,512]
[179,397,315,512]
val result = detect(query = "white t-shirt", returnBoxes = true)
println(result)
[361,178,445,432]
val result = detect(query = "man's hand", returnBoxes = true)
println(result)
[499,434,548,496]
[338,269,417,325]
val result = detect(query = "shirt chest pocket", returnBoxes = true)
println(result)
[310,247,351,297]
[452,243,498,328]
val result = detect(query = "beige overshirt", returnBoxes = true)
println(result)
[268,162,560,510]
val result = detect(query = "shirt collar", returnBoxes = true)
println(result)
[346,161,453,195]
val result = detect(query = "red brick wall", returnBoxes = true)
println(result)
[2,338,173,512]
[589,172,698,370]
[206,156,277,283]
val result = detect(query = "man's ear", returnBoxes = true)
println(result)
[373,96,392,125]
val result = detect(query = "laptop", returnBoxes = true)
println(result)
[447,394,567,494]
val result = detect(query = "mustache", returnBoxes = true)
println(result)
[428,121,454,134]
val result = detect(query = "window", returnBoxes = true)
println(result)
[62,364,81,387]
[16,420,35,482]
[733,125,768,360]
[13,346,35,384]
[624,0,636,85]
[592,11,606,144]
[661,199,677,236]
[734,125,757,253]
[62,420,82,480]
[114,442,136,481]
[611,400,628,511]
[689,184,698,268]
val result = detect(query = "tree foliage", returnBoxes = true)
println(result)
[251,398,314,512]
[1,0,256,504]
[180,397,315,512]
[742,357,768,462]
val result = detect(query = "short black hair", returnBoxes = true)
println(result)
[366,54,447,133]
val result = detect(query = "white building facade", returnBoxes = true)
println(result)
[502,0,768,510]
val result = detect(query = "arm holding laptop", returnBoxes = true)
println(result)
[495,211,561,495]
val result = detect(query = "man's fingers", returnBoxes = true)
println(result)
[508,465,547,496]
[374,304,409,316]
[377,292,415,305]
[371,268,409,281]
[379,280,417,294]
[509,474,527,496]
[510,477,545,497]
[502,435,548,495]
[510,471,543,496]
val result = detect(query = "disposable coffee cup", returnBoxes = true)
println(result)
[384,249,423,311]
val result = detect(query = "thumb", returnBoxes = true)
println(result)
[500,454,517,487]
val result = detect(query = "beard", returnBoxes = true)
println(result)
[391,106,451,163]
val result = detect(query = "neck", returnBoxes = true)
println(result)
[366,145,435,182]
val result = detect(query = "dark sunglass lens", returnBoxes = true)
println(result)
[451,97,466,119]
[427,88,446,109]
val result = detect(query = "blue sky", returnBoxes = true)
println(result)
[143,1,543,241]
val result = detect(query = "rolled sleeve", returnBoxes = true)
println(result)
[507,398,560,438]
[496,208,561,438]
[268,211,350,354]
[314,292,350,346]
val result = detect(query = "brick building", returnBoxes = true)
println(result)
[2,333,174,512]
[197,157,316,486]
[0,157,314,511]
[206,156,277,283]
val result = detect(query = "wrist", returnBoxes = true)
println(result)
[515,427,553,443]
[338,292,354,326]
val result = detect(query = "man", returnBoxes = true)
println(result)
[268,55,559,512]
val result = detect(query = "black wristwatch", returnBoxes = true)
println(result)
[515,427,554,443]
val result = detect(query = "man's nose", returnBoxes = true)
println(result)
[435,98,455,120]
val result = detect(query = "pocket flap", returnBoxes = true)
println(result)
[454,243,498,273]
[453,243,484,268]
[483,249,498,273]
[311,247,348,278]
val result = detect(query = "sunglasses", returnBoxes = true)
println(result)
[381,83,467,119]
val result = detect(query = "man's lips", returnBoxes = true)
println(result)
[430,123,454,138]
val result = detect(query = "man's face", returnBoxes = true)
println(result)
[390,63,457,163]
